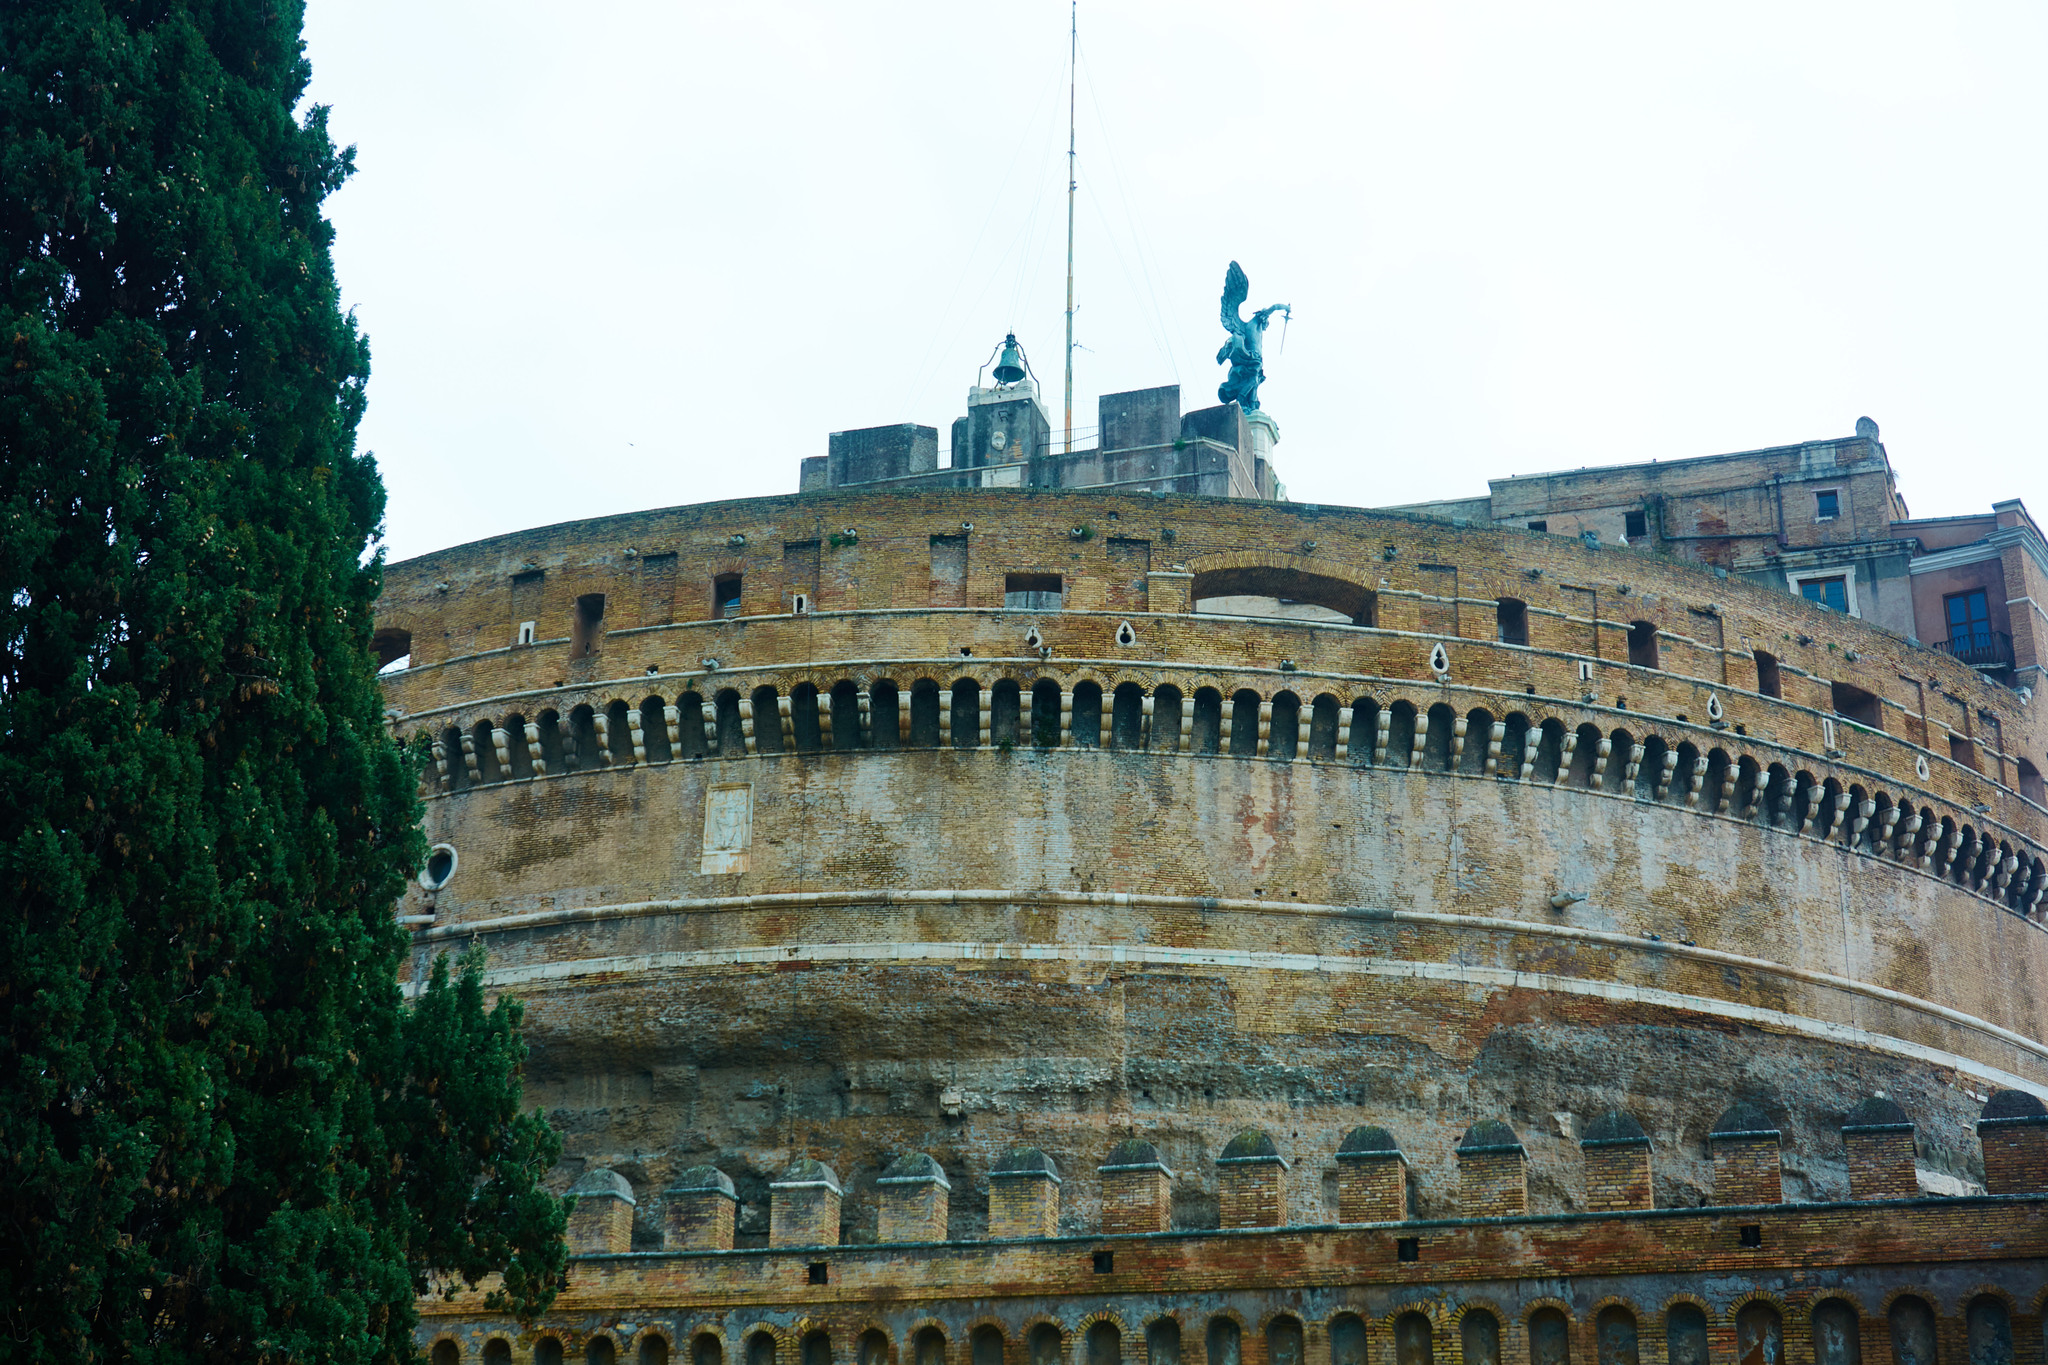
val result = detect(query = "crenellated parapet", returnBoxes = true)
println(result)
[561,1090,2041,1256]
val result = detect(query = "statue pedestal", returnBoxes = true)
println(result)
[1245,409,1281,499]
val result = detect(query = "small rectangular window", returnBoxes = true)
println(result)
[1496,597,1529,646]
[1799,576,1848,613]
[1815,489,1840,520]
[1396,1237,1420,1262]
[806,1262,828,1285]
[1527,520,1548,532]
[1754,649,1782,697]
[1739,1224,1762,1249]
[713,574,742,620]
[1624,510,1648,540]
[1005,573,1063,611]
[572,593,605,658]
[1091,1250,1114,1274]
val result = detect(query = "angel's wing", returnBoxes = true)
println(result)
[1221,260,1249,330]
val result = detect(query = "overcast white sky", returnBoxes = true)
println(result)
[303,2,2048,565]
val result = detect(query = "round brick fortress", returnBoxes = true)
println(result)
[373,486,2048,1247]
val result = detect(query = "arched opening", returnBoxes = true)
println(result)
[1110,682,1146,749]
[1151,685,1184,752]
[1306,694,1341,759]
[915,1327,947,1365]
[606,699,635,764]
[1330,1318,1367,1365]
[1496,597,1529,645]
[672,693,707,759]
[1604,728,1635,794]
[438,725,466,790]
[537,1340,566,1365]
[484,1342,513,1365]
[801,1332,830,1365]
[1087,1323,1121,1365]
[694,1336,724,1365]
[1529,1308,1570,1365]
[1227,690,1261,757]
[1028,1326,1063,1365]
[991,678,1022,746]
[537,708,568,770]
[830,680,865,749]
[1146,1320,1181,1365]
[432,1343,461,1365]
[1762,763,1793,825]
[1269,691,1302,760]
[1393,1313,1431,1365]
[1191,565,1374,625]
[373,626,412,671]
[951,678,982,749]
[1204,1319,1241,1365]
[1627,620,1659,669]
[1831,680,1883,730]
[790,682,823,752]
[1634,734,1667,799]
[1754,649,1782,697]
[909,679,942,747]
[1811,1301,1861,1365]
[1348,696,1381,766]
[1595,1307,1638,1365]
[570,704,605,769]
[1568,723,1603,787]
[869,680,901,750]
[1704,747,1732,811]
[641,1341,670,1365]
[1665,1306,1708,1365]
[1501,712,1531,780]
[1458,707,1493,776]
[1423,703,1457,771]
[857,1330,889,1365]
[1459,1314,1500,1365]
[1032,679,1063,748]
[748,1334,778,1365]
[1386,701,1418,769]
[1070,681,1103,748]
[1189,688,1222,755]
[747,686,782,754]
[1672,741,1700,804]
[472,720,503,783]
[971,1328,1004,1365]
[713,690,745,757]
[1267,1317,1304,1365]
[1534,718,1567,783]
[1735,1302,1782,1365]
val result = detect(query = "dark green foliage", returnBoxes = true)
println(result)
[0,3,567,1361]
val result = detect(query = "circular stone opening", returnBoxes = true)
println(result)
[420,843,458,891]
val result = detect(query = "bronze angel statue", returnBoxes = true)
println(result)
[1216,260,1290,411]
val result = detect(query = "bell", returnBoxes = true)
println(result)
[992,333,1027,385]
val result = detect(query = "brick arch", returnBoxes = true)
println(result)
[1876,1287,1942,1317]
[1956,1284,2022,1314]
[1186,556,1377,627]
[1653,1295,1715,1324]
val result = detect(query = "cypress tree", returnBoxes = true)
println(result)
[0,3,568,1361]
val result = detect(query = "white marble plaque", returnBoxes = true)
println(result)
[700,783,752,874]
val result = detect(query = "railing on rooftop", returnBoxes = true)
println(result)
[1934,629,2014,671]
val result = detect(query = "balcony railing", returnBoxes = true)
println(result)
[1934,629,2014,670]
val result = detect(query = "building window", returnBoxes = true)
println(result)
[1950,733,1978,771]
[1627,620,1660,669]
[1814,489,1839,520]
[1496,597,1529,645]
[1624,510,1648,540]
[1800,576,1848,612]
[713,574,743,619]
[1946,589,1991,651]
[1754,650,1781,698]
[572,593,605,658]
[1527,520,1548,532]
[1831,680,1882,730]
[1005,573,1063,611]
